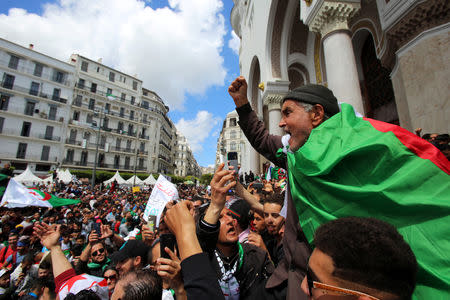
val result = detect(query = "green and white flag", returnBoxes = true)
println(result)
[106,93,117,101]
[0,178,80,208]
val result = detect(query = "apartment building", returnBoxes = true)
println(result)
[174,130,201,177]
[0,38,74,173]
[0,39,184,175]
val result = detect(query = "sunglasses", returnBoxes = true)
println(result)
[306,265,380,300]
[92,248,105,257]
[104,274,117,281]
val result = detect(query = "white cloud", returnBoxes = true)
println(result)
[228,30,240,55]
[176,110,220,153]
[0,0,227,110]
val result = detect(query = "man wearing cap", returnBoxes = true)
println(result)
[110,240,150,278]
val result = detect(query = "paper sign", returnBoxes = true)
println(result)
[143,175,179,226]
[132,186,140,193]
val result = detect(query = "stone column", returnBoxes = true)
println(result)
[308,1,364,114]
[264,94,284,136]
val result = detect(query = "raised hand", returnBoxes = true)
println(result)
[34,222,61,250]
[210,163,236,210]
[228,76,249,107]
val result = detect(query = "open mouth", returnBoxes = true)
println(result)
[227,227,236,234]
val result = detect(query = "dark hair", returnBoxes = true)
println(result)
[65,290,101,300]
[121,269,162,300]
[421,133,431,140]
[314,217,417,299]
[262,192,284,207]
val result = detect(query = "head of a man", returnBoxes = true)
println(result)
[301,217,417,300]
[228,200,251,235]
[8,232,18,249]
[0,270,10,288]
[263,193,285,237]
[217,208,238,246]
[38,260,52,279]
[280,85,339,152]
[251,211,265,233]
[90,242,108,264]
[111,269,162,300]
[111,240,150,278]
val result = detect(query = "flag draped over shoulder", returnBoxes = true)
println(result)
[0,178,80,208]
[285,103,450,299]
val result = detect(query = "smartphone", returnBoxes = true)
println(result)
[227,152,239,176]
[147,215,156,232]
[160,233,177,259]
[93,221,102,236]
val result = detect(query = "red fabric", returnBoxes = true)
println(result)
[364,117,450,174]
[55,268,77,293]
[114,221,120,233]
[0,246,16,268]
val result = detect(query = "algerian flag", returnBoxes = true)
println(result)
[0,178,80,208]
[283,103,450,299]
[0,173,8,197]
[58,273,108,300]
[106,93,116,101]
[265,163,274,181]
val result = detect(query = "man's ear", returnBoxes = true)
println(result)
[311,104,325,127]
[134,256,141,267]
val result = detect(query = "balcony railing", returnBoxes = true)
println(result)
[0,83,68,104]
[159,140,172,151]
[38,134,61,142]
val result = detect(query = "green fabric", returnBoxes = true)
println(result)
[271,166,280,180]
[0,173,7,197]
[285,103,450,299]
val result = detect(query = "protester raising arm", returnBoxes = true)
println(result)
[235,180,264,215]
[164,201,224,300]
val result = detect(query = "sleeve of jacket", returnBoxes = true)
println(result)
[236,103,286,169]
[196,217,220,255]
[181,253,224,300]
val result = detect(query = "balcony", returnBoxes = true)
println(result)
[139,134,149,140]
[159,140,172,151]
[74,83,140,107]
[0,83,68,104]
[38,134,61,142]
[65,138,82,146]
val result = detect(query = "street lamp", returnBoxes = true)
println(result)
[90,106,106,190]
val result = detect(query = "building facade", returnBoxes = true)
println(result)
[215,110,250,173]
[0,39,189,175]
[0,39,74,173]
[231,0,449,173]
[174,130,201,177]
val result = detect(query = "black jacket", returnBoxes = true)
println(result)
[197,218,274,299]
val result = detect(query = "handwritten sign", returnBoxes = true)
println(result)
[143,175,179,226]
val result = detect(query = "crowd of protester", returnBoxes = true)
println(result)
[0,75,448,300]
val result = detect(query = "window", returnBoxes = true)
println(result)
[66,149,74,163]
[34,63,43,77]
[0,117,4,133]
[85,100,95,112]
[119,107,125,118]
[73,95,82,107]
[52,88,61,101]
[105,103,110,113]
[100,135,106,147]
[126,140,132,150]
[72,111,80,121]
[0,95,10,110]
[139,158,144,168]
[17,143,27,159]
[78,79,85,89]
[230,130,236,139]
[44,126,53,140]
[140,142,145,152]
[86,114,93,124]
[129,110,134,121]
[121,93,126,102]
[53,71,64,83]
[116,138,121,149]
[114,155,120,168]
[230,142,236,151]
[24,102,35,116]
[81,61,88,72]
[80,151,88,166]
[103,117,109,129]
[91,83,97,93]
[131,96,135,105]
[30,82,40,96]
[2,74,15,89]
[69,129,77,143]
[107,88,112,95]
[128,124,134,136]
[143,114,147,123]
[124,156,130,169]
[132,81,138,90]
[49,106,57,120]
[109,72,115,82]
[229,118,237,127]
[8,55,19,69]
[41,146,50,161]
[117,122,123,132]
[142,101,149,109]
[83,131,91,141]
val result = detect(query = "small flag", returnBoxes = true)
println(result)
[106,93,116,101]
[0,179,80,208]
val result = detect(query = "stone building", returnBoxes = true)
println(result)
[0,38,183,175]
[231,0,449,173]
[174,130,201,177]
[0,38,74,173]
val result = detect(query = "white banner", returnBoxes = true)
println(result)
[143,175,179,226]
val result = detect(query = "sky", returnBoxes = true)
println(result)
[0,0,242,168]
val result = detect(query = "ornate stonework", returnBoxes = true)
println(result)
[308,1,361,37]
[263,94,284,111]
[314,33,323,83]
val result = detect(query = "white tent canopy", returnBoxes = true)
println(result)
[103,171,127,185]
[126,175,144,186]
[14,166,45,186]
[142,174,156,185]
[57,168,73,184]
